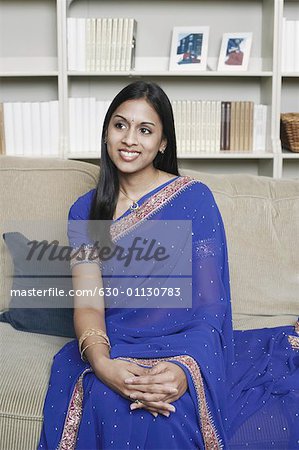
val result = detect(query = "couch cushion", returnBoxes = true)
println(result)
[0,156,100,312]
[181,169,299,330]
[0,231,76,337]
[0,322,72,449]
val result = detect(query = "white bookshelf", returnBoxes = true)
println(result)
[0,0,298,179]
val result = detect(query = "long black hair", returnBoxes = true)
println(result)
[89,81,180,223]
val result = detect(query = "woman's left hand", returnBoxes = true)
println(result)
[124,361,188,416]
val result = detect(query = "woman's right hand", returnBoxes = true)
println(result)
[93,356,177,418]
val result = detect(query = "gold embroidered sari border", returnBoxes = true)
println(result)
[110,176,198,242]
[288,320,299,350]
[57,367,93,450]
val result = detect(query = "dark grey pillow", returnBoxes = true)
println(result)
[0,232,76,338]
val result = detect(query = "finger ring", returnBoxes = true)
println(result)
[134,399,141,404]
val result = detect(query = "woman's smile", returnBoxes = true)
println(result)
[119,148,141,162]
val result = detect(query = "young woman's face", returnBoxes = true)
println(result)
[106,98,166,174]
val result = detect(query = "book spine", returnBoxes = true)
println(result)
[90,18,96,72]
[22,102,33,156]
[89,97,97,153]
[67,18,76,71]
[186,100,191,154]
[40,102,51,156]
[282,17,287,73]
[126,19,136,71]
[206,101,211,153]
[285,20,295,72]
[196,101,202,154]
[86,18,92,72]
[191,100,196,154]
[50,101,59,155]
[110,18,118,72]
[77,18,86,72]
[176,100,182,155]
[115,18,124,72]
[239,101,245,152]
[95,19,102,72]
[243,101,250,152]
[234,102,241,152]
[31,102,42,156]
[248,101,254,152]
[69,98,76,154]
[0,103,5,155]
[230,102,236,152]
[220,102,225,151]
[82,98,90,154]
[210,101,216,153]
[106,18,113,72]
[215,101,221,153]
[3,103,14,155]
[201,100,207,153]
[100,18,107,72]
[295,21,299,72]
[121,19,129,71]
[181,100,186,155]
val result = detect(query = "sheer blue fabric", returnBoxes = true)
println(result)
[38,176,299,450]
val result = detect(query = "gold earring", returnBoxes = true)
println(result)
[159,146,166,154]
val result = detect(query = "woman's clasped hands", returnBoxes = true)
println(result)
[124,361,188,418]
[95,357,187,418]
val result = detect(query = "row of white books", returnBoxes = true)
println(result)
[171,100,268,154]
[1,102,59,157]
[0,98,268,157]
[69,98,111,154]
[67,18,137,72]
[282,19,299,73]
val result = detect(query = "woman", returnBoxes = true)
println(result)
[38,81,299,450]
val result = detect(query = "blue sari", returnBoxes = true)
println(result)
[38,176,299,450]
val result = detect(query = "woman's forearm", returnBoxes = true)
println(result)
[74,307,110,369]
[71,263,110,370]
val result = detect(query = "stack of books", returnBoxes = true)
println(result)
[171,100,268,155]
[67,18,137,72]
[282,18,299,72]
[0,101,59,156]
[68,98,111,155]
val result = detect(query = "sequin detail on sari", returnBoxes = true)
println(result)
[57,367,93,450]
[69,245,102,271]
[115,355,223,450]
[111,176,198,242]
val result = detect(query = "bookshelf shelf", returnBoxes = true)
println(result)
[282,74,299,78]
[282,150,299,159]
[0,57,58,77]
[0,0,298,179]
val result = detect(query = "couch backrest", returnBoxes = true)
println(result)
[1,157,298,330]
[0,156,99,311]
[181,169,299,330]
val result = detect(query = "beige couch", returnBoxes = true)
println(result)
[0,156,298,450]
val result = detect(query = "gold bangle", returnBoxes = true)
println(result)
[79,328,111,353]
[80,340,109,362]
[79,328,110,348]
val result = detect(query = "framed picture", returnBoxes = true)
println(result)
[217,32,252,71]
[169,26,209,71]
